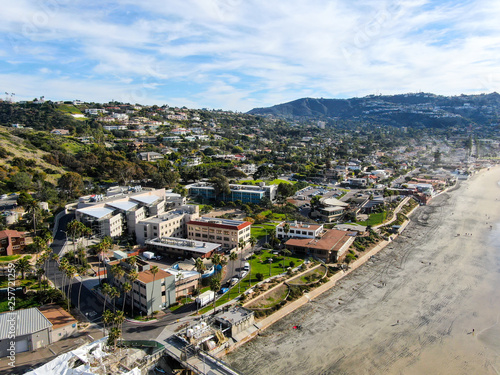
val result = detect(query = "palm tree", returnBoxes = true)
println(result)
[51,253,59,285]
[211,253,221,275]
[102,283,113,314]
[36,267,45,291]
[283,248,292,271]
[195,257,205,275]
[249,236,257,249]
[32,236,46,265]
[114,310,125,343]
[126,270,138,317]
[209,277,221,315]
[25,199,40,236]
[102,309,114,335]
[149,266,159,317]
[283,223,290,239]
[109,326,122,351]
[122,282,131,312]
[15,257,32,280]
[238,238,246,252]
[65,265,77,310]
[229,251,238,299]
[110,287,120,312]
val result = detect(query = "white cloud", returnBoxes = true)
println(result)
[1,0,500,111]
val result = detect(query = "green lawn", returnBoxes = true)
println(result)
[260,210,286,220]
[198,250,303,314]
[61,141,85,153]
[0,295,40,313]
[56,104,83,114]
[239,179,295,186]
[357,212,387,226]
[0,254,21,263]
[251,223,278,240]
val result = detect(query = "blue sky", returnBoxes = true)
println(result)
[1,0,499,111]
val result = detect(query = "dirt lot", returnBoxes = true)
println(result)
[226,167,500,375]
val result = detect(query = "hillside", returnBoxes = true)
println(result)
[248,92,500,128]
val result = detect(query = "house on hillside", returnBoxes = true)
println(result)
[0,229,26,256]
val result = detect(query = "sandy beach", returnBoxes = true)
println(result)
[226,167,500,375]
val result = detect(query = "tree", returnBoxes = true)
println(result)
[103,309,114,336]
[15,257,32,280]
[110,287,120,312]
[126,270,138,317]
[58,172,84,198]
[229,251,238,300]
[65,265,76,310]
[11,172,32,191]
[283,223,290,239]
[282,248,291,272]
[25,199,41,236]
[149,266,159,317]
[238,238,246,251]
[210,174,231,198]
[209,277,221,315]
[211,253,222,275]
[122,282,132,312]
[102,283,113,314]
[249,236,257,248]
[195,257,206,275]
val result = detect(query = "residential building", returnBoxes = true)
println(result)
[0,308,52,356]
[311,197,349,223]
[50,129,70,136]
[0,229,26,256]
[276,221,323,240]
[284,229,356,263]
[187,217,252,250]
[76,188,170,238]
[186,182,277,204]
[145,237,221,259]
[106,258,176,315]
[137,152,164,162]
[135,205,199,245]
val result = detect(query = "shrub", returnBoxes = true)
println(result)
[256,273,264,281]
[289,261,295,268]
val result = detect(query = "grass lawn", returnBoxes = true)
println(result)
[239,179,295,186]
[357,212,387,226]
[56,104,83,114]
[198,250,304,314]
[0,295,40,313]
[61,141,85,154]
[251,222,278,240]
[0,254,21,263]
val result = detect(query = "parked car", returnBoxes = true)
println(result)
[218,287,229,295]
[230,277,239,285]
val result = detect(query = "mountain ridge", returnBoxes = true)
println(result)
[247,92,500,128]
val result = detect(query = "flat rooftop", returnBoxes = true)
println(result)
[146,237,220,254]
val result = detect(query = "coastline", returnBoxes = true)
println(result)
[226,166,500,375]
[219,197,418,357]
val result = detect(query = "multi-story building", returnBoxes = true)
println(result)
[135,205,199,245]
[75,188,185,238]
[106,258,176,315]
[186,182,277,204]
[187,217,252,251]
[311,197,349,223]
[0,230,26,256]
[275,221,323,240]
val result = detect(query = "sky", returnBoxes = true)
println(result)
[1,0,499,111]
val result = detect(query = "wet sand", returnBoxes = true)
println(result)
[226,167,500,375]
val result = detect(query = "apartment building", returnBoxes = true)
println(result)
[106,258,176,315]
[275,221,323,240]
[135,205,199,245]
[187,217,252,250]
[75,188,185,238]
[186,182,277,204]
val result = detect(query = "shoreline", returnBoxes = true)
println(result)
[219,195,419,357]
[226,166,500,375]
